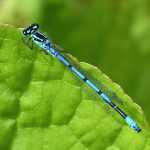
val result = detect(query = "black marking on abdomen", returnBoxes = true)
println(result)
[83,77,87,82]
[68,64,72,69]
[97,90,102,95]
[114,106,127,119]
[108,101,127,119]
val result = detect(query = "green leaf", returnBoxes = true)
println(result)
[1,0,150,124]
[0,23,150,150]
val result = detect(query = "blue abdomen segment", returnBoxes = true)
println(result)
[86,80,100,92]
[125,116,141,132]
[71,67,85,79]
[57,55,70,66]
[100,93,111,103]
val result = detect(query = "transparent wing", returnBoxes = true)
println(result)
[53,44,123,105]
[65,66,113,114]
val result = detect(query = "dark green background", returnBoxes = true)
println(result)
[0,0,150,123]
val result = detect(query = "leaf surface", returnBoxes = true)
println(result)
[0,24,150,150]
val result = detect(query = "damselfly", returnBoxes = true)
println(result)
[22,23,141,133]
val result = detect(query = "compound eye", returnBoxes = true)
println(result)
[27,30,31,33]
[23,31,27,35]
[33,25,38,29]
[31,23,39,30]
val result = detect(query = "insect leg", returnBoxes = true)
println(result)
[22,37,34,49]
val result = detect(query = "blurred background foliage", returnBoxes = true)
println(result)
[0,0,150,124]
